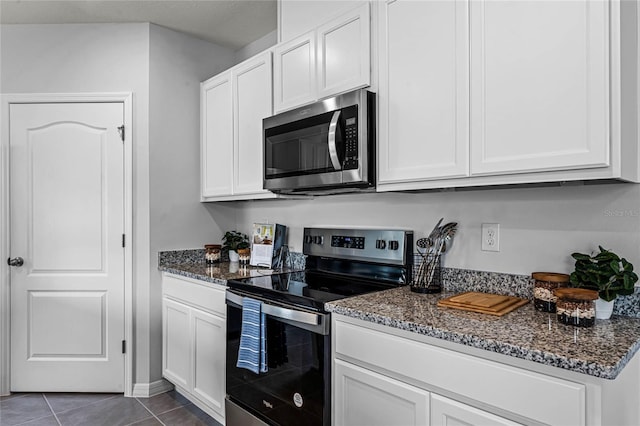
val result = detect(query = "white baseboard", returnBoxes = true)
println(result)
[132,379,174,398]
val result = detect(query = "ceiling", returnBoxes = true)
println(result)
[0,0,278,50]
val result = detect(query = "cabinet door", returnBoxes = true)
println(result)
[274,31,317,113]
[469,0,609,176]
[233,52,273,196]
[378,0,469,186]
[191,309,226,417]
[316,4,370,99]
[334,359,429,426]
[431,394,522,426]
[201,73,233,197]
[162,298,191,390]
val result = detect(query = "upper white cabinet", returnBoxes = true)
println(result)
[377,0,469,184]
[273,32,317,113]
[316,5,371,100]
[279,0,367,42]
[377,0,638,191]
[469,0,609,176]
[274,3,371,113]
[201,73,233,198]
[233,53,274,196]
[201,51,277,201]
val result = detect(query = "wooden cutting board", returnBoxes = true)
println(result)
[437,292,528,316]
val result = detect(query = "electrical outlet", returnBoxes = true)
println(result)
[481,223,500,252]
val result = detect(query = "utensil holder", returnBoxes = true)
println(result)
[411,253,442,293]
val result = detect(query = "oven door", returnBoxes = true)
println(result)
[226,289,331,426]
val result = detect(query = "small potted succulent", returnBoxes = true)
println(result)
[570,246,638,319]
[222,231,250,262]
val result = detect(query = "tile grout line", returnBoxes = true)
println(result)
[133,397,166,426]
[41,393,62,426]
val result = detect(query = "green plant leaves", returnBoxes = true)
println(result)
[570,247,638,301]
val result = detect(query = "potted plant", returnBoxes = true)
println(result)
[222,231,250,262]
[570,246,638,319]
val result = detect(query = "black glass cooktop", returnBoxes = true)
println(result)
[226,270,400,312]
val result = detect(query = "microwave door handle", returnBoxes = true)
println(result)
[327,110,342,171]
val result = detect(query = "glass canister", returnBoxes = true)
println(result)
[237,248,251,265]
[554,288,598,327]
[204,244,221,264]
[532,272,569,312]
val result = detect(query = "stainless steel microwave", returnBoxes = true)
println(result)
[263,89,375,194]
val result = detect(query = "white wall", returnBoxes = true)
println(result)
[1,22,236,391]
[234,30,277,64]
[148,24,235,385]
[1,22,152,389]
[221,182,640,276]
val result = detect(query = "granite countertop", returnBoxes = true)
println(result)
[159,262,297,285]
[326,286,640,380]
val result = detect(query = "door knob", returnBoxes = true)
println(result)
[7,257,24,267]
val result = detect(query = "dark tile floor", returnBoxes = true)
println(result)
[0,391,223,426]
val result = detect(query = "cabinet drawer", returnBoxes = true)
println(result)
[162,273,226,317]
[334,320,585,425]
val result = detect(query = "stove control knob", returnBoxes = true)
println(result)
[314,235,324,245]
[388,240,399,250]
[376,239,386,249]
[304,235,313,244]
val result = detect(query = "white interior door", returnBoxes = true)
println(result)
[9,102,125,392]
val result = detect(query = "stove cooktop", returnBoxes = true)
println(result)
[226,270,401,312]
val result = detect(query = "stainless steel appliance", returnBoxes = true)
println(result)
[225,227,413,426]
[263,89,375,194]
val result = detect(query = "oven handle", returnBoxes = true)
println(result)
[327,110,342,171]
[226,290,325,328]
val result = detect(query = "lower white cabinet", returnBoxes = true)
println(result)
[162,273,226,424]
[333,358,517,426]
[334,359,430,426]
[430,394,520,426]
[333,315,588,426]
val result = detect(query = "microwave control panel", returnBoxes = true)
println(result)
[343,105,358,170]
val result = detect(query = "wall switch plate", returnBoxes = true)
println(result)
[481,223,500,252]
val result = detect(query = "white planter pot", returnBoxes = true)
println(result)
[228,250,239,262]
[595,297,615,320]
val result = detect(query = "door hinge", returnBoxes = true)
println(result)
[122,234,126,248]
[117,125,125,142]
[122,340,126,354]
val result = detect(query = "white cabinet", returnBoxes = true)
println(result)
[377,0,638,191]
[333,315,587,426]
[201,51,277,201]
[201,73,233,198]
[274,4,371,113]
[430,394,521,426]
[469,0,609,176]
[334,359,429,426]
[162,273,226,424]
[233,53,274,195]
[278,0,367,43]
[316,5,371,100]
[163,298,191,390]
[273,32,317,113]
[377,0,469,184]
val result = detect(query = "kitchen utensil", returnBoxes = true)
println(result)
[412,218,456,293]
